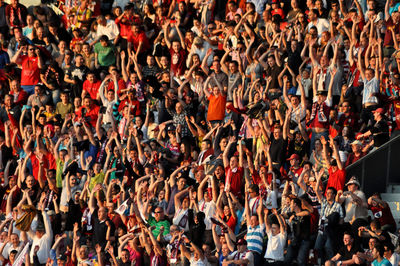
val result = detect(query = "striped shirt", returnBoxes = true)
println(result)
[320,198,344,221]
[247,224,265,254]
[362,78,379,105]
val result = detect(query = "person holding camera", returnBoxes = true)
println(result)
[314,168,344,265]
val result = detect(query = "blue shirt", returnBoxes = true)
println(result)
[0,50,9,70]
[372,258,392,266]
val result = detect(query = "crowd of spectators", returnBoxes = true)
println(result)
[0,0,399,265]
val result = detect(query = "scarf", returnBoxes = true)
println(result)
[15,205,37,231]
[44,67,60,87]
[118,117,127,140]
[309,101,328,124]
[10,5,23,27]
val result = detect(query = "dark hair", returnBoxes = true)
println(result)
[370,219,381,229]
[343,231,354,239]
[374,242,385,257]
[383,241,395,253]
[326,187,337,195]
[249,184,259,195]
[291,197,302,208]
[99,35,109,42]
[203,139,211,146]
[372,192,382,199]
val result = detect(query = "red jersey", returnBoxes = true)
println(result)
[20,55,40,86]
[127,31,150,52]
[83,80,101,100]
[108,78,126,96]
[77,104,100,127]
[225,166,243,197]
[369,204,396,228]
[115,16,133,38]
[326,167,346,194]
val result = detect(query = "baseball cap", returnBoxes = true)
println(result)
[287,154,300,161]
[372,108,384,115]
[167,124,176,131]
[237,238,247,246]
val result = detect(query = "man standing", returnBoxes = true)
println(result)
[315,168,344,265]
[5,0,27,29]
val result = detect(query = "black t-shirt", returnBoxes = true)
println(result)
[292,214,311,240]
[371,119,389,147]
[154,43,170,59]
[288,138,310,160]
[270,135,288,168]
[65,199,82,231]
[65,65,89,82]
[92,210,115,248]
[157,99,173,124]
[338,244,364,265]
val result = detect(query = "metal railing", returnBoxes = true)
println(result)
[345,133,400,196]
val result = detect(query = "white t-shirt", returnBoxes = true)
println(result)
[389,252,400,266]
[264,231,286,261]
[1,242,23,259]
[189,255,209,266]
[264,190,278,210]
[173,208,189,232]
[198,199,216,230]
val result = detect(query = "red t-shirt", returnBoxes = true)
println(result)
[221,213,237,232]
[369,204,396,228]
[115,16,133,38]
[83,80,101,100]
[20,55,40,86]
[30,153,48,181]
[108,78,126,96]
[169,47,187,77]
[225,166,243,197]
[326,167,346,194]
[118,99,141,116]
[345,152,366,167]
[77,104,100,127]
[127,31,150,52]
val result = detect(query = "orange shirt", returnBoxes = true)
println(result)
[207,94,226,121]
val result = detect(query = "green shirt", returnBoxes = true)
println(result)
[56,102,73,119]
[56,159,65,188]
[94,42,116,67]
[148,216,170,237]
[89,172,105,191]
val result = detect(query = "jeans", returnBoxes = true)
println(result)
[251,251,262,266]
[21,85,35,95]
[314,231,334,265]
[284,238,310,265]
[49,89,60,105]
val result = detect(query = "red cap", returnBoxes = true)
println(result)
[372,108,384,115]
[287,154,300,161]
